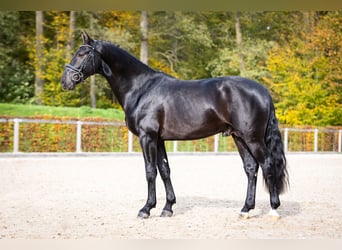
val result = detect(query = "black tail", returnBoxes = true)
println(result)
[264,103,289,194]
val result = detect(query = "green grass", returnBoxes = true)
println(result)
[0,103,125,121]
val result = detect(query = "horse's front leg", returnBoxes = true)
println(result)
[157,139,176,217]
[137,132,158,219]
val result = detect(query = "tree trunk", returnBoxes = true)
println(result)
[67,11,76,60]
[303,11,317,34]
[90,76,96,108]
[89,14,96,108]
[140,11,148,65]
[35,11,44,105]
[235,12,245,76]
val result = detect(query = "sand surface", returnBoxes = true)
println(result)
[0,154,341,239]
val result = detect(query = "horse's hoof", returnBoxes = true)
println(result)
[268,209,280,221]
[269,215,281,221]
[160,210,173,217]
[239,212,249,220]
[137,211,150,219]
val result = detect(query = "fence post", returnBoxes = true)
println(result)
[128,131,133,153]
[13,118,20,153]
[173,141,178,153]
[76,121,82,153]
[314,129,318,152]
[338,130,342,153]
[214,134,219,153]
[283,128,288,153]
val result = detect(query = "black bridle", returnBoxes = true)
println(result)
[65,42,99,82]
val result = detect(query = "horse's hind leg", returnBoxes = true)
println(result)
[157,139,176,217]
[245,141,281,218]
[233,136,259,219]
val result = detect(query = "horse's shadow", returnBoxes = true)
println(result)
[173,196,301,218]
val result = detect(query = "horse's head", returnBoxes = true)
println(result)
[61,31,102,90]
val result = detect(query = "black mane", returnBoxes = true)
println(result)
[99,41,155,77]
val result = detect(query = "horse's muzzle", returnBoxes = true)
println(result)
[61,71,76,90]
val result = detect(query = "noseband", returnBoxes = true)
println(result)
[65,42,99,82]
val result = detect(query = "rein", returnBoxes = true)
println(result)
[65,42,99,82]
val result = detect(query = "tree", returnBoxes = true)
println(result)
[0,11,34,104]
[207,38,274,81]
[149,11,214,79]
[37,11,85,107]
[67,11,76,60]
[264,13,342,126]
[35,11,44,104]
[89,14,96,108]
[0,11,341,127]
[140,11,148,65]
[206,12,275,81]
[86,11,140,109]
[235,12,245,76]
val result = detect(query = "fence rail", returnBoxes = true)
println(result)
[0,118,341,154]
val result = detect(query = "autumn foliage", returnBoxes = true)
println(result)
[264,14,342,126]
[0,11,341,127]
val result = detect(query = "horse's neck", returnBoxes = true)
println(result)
[100,42,153,77]
[99,43,155,109]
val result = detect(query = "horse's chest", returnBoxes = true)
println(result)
[125,116,139,135]
[125,106,161,136]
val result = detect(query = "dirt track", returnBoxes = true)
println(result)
[0,154,341,239]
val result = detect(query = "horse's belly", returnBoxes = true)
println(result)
[160,120,228,140]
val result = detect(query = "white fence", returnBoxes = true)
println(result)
[0,118,341,154]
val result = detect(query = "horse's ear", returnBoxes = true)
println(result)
[81,30,94,46]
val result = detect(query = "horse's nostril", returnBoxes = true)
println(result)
[61,77,75,90]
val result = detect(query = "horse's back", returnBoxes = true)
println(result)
[219,76,271,102]
[190,76,271,120]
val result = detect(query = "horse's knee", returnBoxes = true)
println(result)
[260,157,276,178]
[146,168,157,182]
[244,162,258,175]
[246,142,269,165]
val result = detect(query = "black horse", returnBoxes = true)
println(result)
[61,31,288,219]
